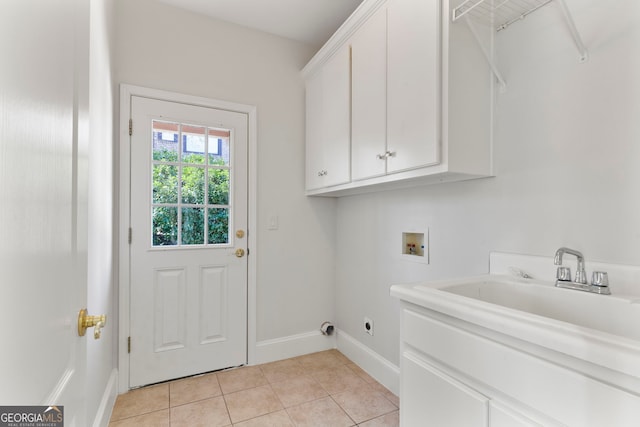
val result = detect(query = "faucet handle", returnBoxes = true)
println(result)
[556,266,572,282]
[592,271,609,287]
[575,268,588,284]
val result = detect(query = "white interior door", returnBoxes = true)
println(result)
[128,96,248,387]
[0,0,89,424]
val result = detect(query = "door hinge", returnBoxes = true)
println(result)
[128,228,132,244]
[129,118,133,136]
[127,336,131,353]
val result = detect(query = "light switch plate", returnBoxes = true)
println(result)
[268,215,279,230]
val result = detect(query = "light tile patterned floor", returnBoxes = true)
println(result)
[109,350,399,426]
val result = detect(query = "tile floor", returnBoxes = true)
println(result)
[109,349,399,426]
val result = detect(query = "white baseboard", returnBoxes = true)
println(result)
[254,330,336,365]
[336,329,400,396]
[92,369,118,427]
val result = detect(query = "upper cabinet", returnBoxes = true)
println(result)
[351,6,387,181]
[386,0,440,174]
[304,44,351,190]
[303,0,494,196]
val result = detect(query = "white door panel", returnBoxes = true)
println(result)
[0,0,89,424]
[129,96,248,387]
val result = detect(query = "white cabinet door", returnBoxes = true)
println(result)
[305,45,351,190]
[402,352,489,427]
[305,70,324,190]
[321,44,351,187]
[351,6,387,181]
[387,0,441,173]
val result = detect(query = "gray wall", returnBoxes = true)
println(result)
[114,0,337,345]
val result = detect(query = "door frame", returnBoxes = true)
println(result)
[118,84,258,392]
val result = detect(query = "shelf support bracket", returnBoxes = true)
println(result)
[556,0,589,62]
[464,16,507,93]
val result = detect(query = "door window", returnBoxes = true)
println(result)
[151,121,231,246]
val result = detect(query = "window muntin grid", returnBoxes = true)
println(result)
[151,120,232,247]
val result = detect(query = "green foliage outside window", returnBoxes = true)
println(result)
[152,149,229,246]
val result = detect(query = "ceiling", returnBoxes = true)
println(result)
[154,0,365,48]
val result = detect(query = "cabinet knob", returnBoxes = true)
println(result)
[317,170,328,177]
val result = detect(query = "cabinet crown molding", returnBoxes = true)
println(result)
[302,0,387,78]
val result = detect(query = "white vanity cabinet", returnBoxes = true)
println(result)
[399,306,547,427]
[302,0,494,196]
[392,254,640,426]
[304,44,351,190]
[395,301,640,426]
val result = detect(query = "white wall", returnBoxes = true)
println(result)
[114,0,337,349]
[87,0,117,424]
[335,0,640,367]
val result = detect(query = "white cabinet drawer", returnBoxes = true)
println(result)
[402,308,640,427]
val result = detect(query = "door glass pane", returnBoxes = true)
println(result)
[182,125,206,164]
[153,165,178,204]
[153,121,179,161]
[208,208,229,244]
[182,207,204,245]
[151,120,232,247]
[208,128,230,166]
[153,207,178,246]
[181,166,205,204]
[208,168,229,205]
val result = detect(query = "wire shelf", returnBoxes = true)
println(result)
[451,0,588,90]
[453,0,554,31]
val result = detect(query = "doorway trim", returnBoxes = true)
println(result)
[118,84,258,393]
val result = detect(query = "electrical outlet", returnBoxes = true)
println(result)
[364,317,374,336]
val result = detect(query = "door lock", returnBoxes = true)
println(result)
[236,229,245,239]
[78,309,107,339]
[235,248,245,258]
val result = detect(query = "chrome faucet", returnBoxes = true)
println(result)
[554,247,587,284]
[553,247,610,295]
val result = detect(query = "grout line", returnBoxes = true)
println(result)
[221,393,232,426]
[329,394,358,426]
[110,350,395,425]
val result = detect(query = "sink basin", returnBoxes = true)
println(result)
[424,277,640,342]
[392,274,640,381]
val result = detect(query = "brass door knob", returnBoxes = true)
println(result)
[235,248,245,258]
[78,309,107,339]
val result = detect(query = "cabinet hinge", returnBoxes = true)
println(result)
[128,228,132,244]
[127,336,131,353]
[129,118,133,136]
